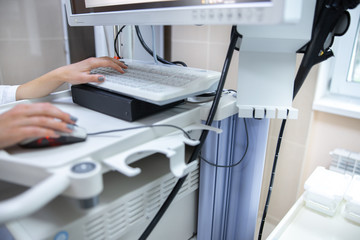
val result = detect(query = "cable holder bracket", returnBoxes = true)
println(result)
[103,124,222,178]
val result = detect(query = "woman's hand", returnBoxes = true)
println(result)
[16,56,127,101]
[57,56,127,84]
[0,103,77,149]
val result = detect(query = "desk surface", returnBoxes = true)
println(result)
[0,90,200,168]
[267,196,360,240]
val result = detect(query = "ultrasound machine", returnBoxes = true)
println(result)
[0,0,358,239]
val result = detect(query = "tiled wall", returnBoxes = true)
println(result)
[170,25,239,90]
[0,0,67,86]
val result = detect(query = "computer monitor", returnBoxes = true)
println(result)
[66,0,299,26]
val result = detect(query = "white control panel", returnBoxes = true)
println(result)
[66,0,298,26]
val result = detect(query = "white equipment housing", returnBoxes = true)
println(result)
[0,0,318,239]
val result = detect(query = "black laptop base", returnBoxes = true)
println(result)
[71,84,183,122]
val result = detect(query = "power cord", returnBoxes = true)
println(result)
[88,124,193,140]
[134,25,187,67]
[114,25,187,67]
[114,25,126,59]
[199,118,249,168]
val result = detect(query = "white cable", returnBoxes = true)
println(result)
[103,26,111,56]
[151,26,159,64]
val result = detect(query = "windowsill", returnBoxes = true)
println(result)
[313,93,360,119]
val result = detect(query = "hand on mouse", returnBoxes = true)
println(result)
[0,103,77,149]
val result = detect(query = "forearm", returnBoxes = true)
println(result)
[15,57,126,101]
[16,67,65,101]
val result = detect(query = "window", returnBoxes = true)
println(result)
[329,8,360,99]
[348,28,360,84]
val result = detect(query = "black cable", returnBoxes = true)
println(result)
[258,119,287,240]
[88,124,193,140]
[199,118,248,168]
[134,25,187,67]
[114,25,126,59]
[170,61,187,66]
[138,26,242,240]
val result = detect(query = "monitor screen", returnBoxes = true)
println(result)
[66,0,292,26]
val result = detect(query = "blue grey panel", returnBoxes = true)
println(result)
[0,225,14,240]
[197,115,270,240]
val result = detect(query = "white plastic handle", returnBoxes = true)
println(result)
[0,173,70,224]
[104,134,199,178]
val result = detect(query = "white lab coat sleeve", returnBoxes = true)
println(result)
[0,85,19,105]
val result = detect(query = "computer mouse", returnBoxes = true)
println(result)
[19,125,87,148]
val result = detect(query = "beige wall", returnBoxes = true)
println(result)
[0,0,67,86]
[300,111,360,191]
[170,25,360,238]
[170,25,239,90]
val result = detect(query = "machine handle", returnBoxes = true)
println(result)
[0,173,70,224]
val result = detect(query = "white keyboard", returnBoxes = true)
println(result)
[88,59,221,105]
